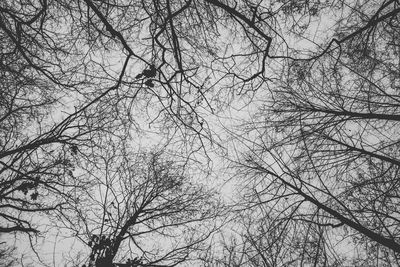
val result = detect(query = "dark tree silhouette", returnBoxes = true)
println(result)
[231,0,400,265]
[57,146,223,267]
[2,0,400,265]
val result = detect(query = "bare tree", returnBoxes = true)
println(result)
[232,0,400,265]
[3,0,400,265]
[56,145,223,267]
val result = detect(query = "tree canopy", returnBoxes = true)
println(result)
[1,0,400,266]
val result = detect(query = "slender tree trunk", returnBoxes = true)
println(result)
[254,165,400,254]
